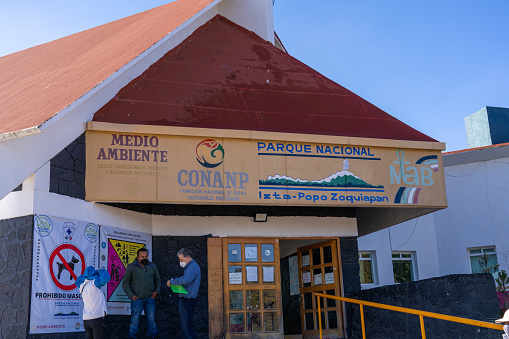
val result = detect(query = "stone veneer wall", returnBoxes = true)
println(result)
[0,215,34,338]
[340,237,362,338]
[49,133,86,200]
[281,255,302,335]
[350,273,501,338]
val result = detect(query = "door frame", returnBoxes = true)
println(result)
[222,237,283,338]
[207,237,346,339]
[290,237,346,338]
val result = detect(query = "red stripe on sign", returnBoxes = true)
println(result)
[56,251,78,281]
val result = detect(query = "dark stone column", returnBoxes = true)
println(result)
[340,237,361,338]
[281,255,302,335]
[0,215,33,338]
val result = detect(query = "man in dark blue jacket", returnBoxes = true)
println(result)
[167,248,201,339]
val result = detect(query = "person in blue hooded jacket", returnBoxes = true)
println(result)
[75,266,111,339]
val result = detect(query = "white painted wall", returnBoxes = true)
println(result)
[152,215,357,237]
[0,162,153,234]
[218,0,274,43]
[358,212,439,287]
[433,159,509,275]
[358,151,509,288]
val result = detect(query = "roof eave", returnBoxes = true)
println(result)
[0,126,41,141]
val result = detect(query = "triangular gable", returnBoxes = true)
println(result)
[93,16,436,142]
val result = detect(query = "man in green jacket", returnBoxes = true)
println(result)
[122,248,161,338]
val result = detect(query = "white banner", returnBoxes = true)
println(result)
[99,225,152,315]
[30,215,99,334]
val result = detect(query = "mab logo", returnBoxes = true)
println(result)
[389,150,438,187]
[389,150,440,205]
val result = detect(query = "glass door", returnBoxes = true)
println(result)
[298,239,344,339]
[223,238,283,338]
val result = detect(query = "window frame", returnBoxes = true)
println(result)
[467,246,499,274]
[358,251,378,286]
[391,251,418,283]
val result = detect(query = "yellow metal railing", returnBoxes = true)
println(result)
[315,293,504,339]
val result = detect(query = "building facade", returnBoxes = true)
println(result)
[0,1,446,338]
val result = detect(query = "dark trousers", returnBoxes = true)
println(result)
[178,298,197,339]
[84,316,106,339]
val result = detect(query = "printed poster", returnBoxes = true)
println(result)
[99,225,152,315]
[30,215,99,334]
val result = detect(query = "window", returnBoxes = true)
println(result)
[469,247,499,274]
[392,252,417,283]
[358,252,376,285]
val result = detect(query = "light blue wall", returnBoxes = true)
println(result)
[465,106,509,148]
[465,107,491,148]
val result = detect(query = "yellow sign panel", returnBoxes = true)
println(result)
[109,239,145,268]
[85,130,446,207]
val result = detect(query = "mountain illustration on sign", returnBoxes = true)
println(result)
[259,159,384,189]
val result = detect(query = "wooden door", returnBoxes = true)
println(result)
[298,240,344,339]
[223,238,283,338]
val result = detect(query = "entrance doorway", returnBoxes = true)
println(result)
[297,240,343,339]
[211,238,345,339]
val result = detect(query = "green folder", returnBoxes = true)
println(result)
[170,284,188,294]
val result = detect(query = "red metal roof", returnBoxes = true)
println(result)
[0,0,215,136]
[93,16,436,142]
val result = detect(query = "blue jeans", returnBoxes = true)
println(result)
[128,297,157,338]
[178,298,196,339]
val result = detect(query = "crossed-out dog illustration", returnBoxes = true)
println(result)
[57,255,80,280]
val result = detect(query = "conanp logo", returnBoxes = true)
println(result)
[196,139,224,168]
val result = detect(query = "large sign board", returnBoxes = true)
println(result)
[30,215,99,334]
[86,131,446,208]
[99,225,152,315]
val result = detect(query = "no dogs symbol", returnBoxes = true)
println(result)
[49,244,86,291]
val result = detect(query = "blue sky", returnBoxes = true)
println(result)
[1,0,508,151]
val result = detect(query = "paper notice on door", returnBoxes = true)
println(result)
[263,266,274,282]
[325,272,334,284]
[245,246,258,260]
[246,266,258,282]
[314,273,322,285]
[302,271,311,284]
[302,255,310,267]
[229,272,242,284]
